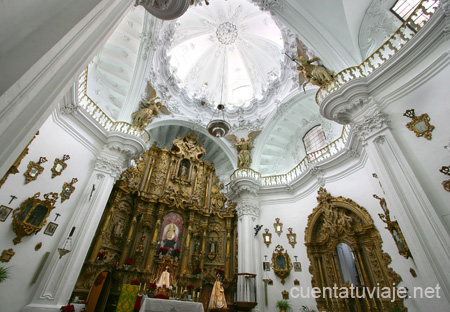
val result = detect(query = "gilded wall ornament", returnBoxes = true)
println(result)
[24,157,47,184]
[439,166,450,192]
[403,109,434,140]
[51,154,70,178]
[271,245,292,281]
[274,218,283,236]
[12,192,58,244]
[262,228,272,248]
[0,205,13,222]
[0,131,38,189]
[0,248,15,262]
[374,194,411,258]
[60,178,78,203]
[282,290,289,299]
[35,242,42,251]
[286,227,296,248]
[305,188,405,311]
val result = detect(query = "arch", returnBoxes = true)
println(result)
[304,187,405,312]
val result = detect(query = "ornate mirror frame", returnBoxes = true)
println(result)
[273,218,283,236]
[51,154,70,178]
[270,245,292,283]
[12,192,58,244]
[439,166,450,192]
[403,109,434,140]
[286,227,297,248]
[60,178,78,203]
[24,157,47,184]
[262,228,272,247]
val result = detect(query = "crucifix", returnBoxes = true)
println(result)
[89,184,96,201]
[9,195,17,204]
[54,213,61,221]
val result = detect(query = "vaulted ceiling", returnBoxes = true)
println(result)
[84,0,400,182]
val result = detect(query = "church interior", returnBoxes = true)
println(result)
[0,0,450,311]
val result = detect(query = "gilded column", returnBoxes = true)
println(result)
[145,206,165,269]
[119,214,138,265]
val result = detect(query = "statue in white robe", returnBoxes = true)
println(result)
[207,277,227,311]
[156,266,171,289]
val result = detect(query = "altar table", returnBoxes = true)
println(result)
[139,298,204,312]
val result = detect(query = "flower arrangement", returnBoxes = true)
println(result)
[147,282,157,291]
[131,279,140,285]
[124,258,132,266]
[216,268,225,277]
[96,252,106,261]
[172,249,181,258]
[60,304,75,312]
[194,267,203,275]
[0,265,10,283]
[158,247,169,255]
[187,284,195,292]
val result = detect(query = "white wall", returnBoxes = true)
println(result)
[0,112,100,312]
[256,155,444,312]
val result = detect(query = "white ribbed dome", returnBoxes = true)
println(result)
[167,0,284,110]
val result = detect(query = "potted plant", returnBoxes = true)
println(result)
[0,265,10,283]
[123,258,132,269]
[131,279,140,286]
[215,268,225,280]
[172,249,180,261]
[147,283,157,297]
[96,252,106,262]
[158,247,169,258]
[276,300,291,312]
[60,304,75,312]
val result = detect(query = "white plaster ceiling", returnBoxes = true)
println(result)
[83,0,402,180]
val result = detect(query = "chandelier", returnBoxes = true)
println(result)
[207,104,230,138]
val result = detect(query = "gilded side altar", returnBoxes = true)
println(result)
[73,133,237,310]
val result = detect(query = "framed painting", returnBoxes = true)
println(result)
[44,222,58,236]
[0,205,12,222]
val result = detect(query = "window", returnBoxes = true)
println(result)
[303,125,327,156]
[391,0,421,22]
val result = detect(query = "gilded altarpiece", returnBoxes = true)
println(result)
[305,188,405,312]
[73,133,237,311]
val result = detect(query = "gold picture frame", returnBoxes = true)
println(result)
[0,205,13,222]
[274,218,283,236]
[262,228,272,247]
[12,192,58,244]
[60,178,78,203]
[51,154,70,179]
[286,227,297,248]
[403,109,434,140]
[271,245,292,281]
[24,157,47,184]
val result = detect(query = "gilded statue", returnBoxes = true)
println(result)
[131,82,170,128]
[226,131,261,169]
[292,38,335,90]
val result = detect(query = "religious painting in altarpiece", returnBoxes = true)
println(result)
[72,133,237,311]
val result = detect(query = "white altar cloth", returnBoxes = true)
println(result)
[139,298,204,312]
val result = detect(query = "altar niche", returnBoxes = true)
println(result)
[305,188,405,312]
[72,133,237,311]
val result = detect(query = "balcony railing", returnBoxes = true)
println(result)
[229,125,351,188]
[77,69,151,143]
[316,0,439,106]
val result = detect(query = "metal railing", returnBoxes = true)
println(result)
[77,69,151,143]
[315,0,439,105]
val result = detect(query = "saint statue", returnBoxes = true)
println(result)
[207,276,227,311]
[156,266,171,289]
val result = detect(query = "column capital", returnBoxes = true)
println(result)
[351,107,390,141]
[236,200,260,218]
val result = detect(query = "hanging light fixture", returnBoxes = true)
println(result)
[207,55,231,138]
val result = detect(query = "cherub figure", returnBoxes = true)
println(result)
[292,38,335,90]
[226,131,261,169]
[131,82,170,128]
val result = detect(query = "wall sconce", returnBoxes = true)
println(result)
[58,227,75,259]
[262,228,272,247]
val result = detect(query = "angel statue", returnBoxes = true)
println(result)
[292,38,335,90]
[226,131,261,169]
[131,82,170,129]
